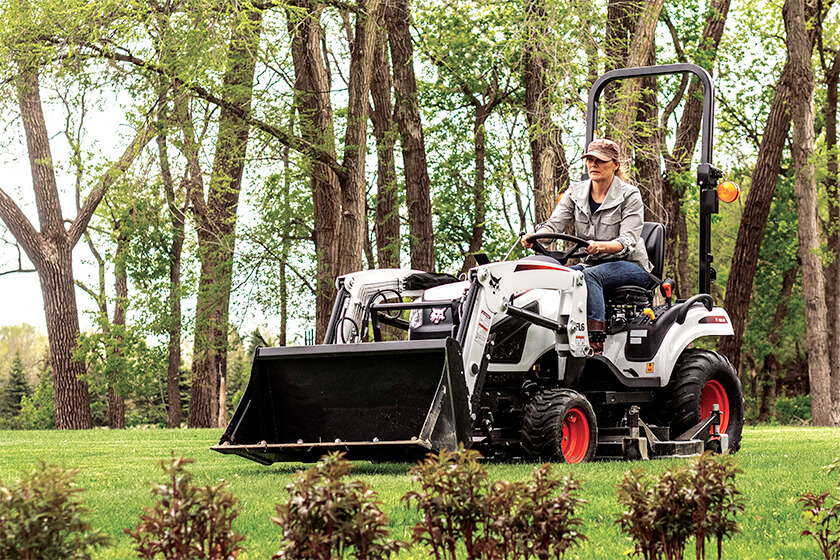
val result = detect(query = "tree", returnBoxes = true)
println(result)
[189,5,263,428]
[785,0,832,426]
[387,0,435,273]
[0,61,154,428]
[0,353,31,421]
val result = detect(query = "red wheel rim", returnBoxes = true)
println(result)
[561,407,591,463]
[701,379,730,433]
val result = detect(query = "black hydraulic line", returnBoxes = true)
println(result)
[324,285,350,344]
[504,303,567,334]
[456,276,481,347]
[369,300,459,311]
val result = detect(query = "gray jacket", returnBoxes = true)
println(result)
[538,176,652,272]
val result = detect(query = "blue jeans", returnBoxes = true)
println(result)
[570,261,651,321]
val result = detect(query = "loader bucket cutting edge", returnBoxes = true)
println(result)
[212,338,472,464]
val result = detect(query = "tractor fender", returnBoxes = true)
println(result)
[608,304,733,387]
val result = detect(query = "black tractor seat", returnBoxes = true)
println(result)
[605,222,665,309]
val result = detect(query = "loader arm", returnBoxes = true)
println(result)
[457,260,591,398]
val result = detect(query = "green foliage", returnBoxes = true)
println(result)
[0,462,110,560]
[75,322,168,426]
[272,452,407,560]
[616,452,744,560]
[403,446,586,559]
[0,352,30,422]
[775,394,812,425]
[125,453,244,560]
[16,363,55,430]
[799,457,840,560]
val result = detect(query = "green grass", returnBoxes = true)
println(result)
[0,426,838,559]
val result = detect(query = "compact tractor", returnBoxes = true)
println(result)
[213,64,745,464]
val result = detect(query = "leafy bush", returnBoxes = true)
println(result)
[15,366,55,429]
[616,452,744,560]
[403,446,586,559]
[272,452,407,560]
[0,462,110,560]
[775,394,811,424]
[125,453,244,560]
[800,457,840,560]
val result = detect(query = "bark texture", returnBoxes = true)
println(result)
[370,22,400,268]
[387,0,434,272]
[524,0,560,225]
[289,2,341,341]
[784,0,832,426]
[189,9,262,428]
[338,0,382,276]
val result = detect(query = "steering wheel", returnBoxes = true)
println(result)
[526,232,591,265]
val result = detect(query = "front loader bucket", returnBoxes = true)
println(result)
[212,338,471,464]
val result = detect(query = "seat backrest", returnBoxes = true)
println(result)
[641,222,665,281]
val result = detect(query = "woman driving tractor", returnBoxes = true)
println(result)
[522,138,652,352]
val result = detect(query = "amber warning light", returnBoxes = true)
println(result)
[717,180,740,203]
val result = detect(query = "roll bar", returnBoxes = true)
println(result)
[583,63,721,295]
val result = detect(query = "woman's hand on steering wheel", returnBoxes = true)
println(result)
[522,232,591,264]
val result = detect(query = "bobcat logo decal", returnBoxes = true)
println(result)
[488,273,501,292]
[429,307,447,324]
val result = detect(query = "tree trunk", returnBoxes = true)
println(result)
[524,0,558,225]
[9,69,93,429]
[189,8,262,428]
[106,224,129,430]
[634,47,664,224]
[785,0,832,426]
[610,0,665,146]
[157,122,189,429]
[387,0,434,272]
[338,0,381,276]
[370,21,400,269]
[289,2,341,341]
[758,266,797,422]
[823,48,840,425]
[461,107,492,273]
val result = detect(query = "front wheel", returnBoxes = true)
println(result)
[666,349,744,453]
[521,388,598,463]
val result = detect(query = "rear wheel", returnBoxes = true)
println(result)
[521,388,597,463]
[667,349,744,452]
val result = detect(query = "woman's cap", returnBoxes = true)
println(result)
[582,139,620,162]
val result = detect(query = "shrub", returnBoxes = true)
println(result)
[616,452,743,560]
[800,457,840,560]
[0,462,110,560]
[403,446,586,560]
[16,367,55,430]
[272,451,407,560]
[687,452,745,560]
[125,453,244,560]
[403,447,489,560]
[775,394,811,424]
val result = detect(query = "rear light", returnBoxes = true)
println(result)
[717,180,740,203]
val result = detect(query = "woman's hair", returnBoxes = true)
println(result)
[613,159,628,182]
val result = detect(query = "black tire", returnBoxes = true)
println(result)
[666,349,744,453]
[521,388,598,463]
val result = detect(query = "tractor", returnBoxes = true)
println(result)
[213,63,745,464]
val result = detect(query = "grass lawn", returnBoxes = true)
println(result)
[0,426,838,559]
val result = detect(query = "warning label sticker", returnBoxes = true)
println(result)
[476,310,491,346]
